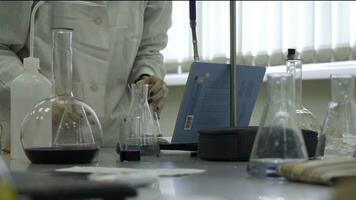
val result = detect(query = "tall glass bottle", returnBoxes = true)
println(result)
[286,49,321,135]
[21,29,103,164]
[247,73,308,177]
[317,75,356,159]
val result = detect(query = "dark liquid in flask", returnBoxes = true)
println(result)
[301,129,318,159]
[24,146,98,164]
[120,151,141,161]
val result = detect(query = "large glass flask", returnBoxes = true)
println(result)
[128,84,160,156]
[21,29,103,164]
[247,73,308,177]
[286,50,321,135]
[317,75,356,159]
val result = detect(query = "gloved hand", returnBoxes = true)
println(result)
[136,75,168,117]
[52,102,97,130]
[52,94,96,129]
[52,102,78,128]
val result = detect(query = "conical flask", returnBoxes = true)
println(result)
[316,75,356,159]
[247,73,308,177]
[21,29,103,164]
[286,49,321,135]
[128,84,160,156]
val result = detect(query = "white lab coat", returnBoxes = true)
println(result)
[0,1,172,148]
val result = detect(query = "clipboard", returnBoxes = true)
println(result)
[171,62,266,144]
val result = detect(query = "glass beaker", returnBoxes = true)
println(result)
[286,58,321,135]
[317,75,356,159]
[118,116,141,161]
[128,84,160,156]
[247,73,308,177]
[0,158,16,200]
[21,29,103,164]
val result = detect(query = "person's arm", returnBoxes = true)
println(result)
[129,1,172,83]
[0,1,32,150]
[131,1,172,116]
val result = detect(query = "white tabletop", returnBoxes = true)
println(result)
[1,148,334,200]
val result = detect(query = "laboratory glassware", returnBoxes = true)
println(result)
[247,73,308,177]
[21,29,103,164]
[0,158,16,200]
[286,49,321,135]
[317,75,356,159]
[128,84,160,156]
[11,57,52,160]
[118,116,141,161]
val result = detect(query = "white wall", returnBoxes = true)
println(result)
[160,80,331,136]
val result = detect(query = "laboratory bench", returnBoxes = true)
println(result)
[1,148,334,200]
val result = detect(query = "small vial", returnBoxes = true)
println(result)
[118,116,141,161]
[119,149,141,162]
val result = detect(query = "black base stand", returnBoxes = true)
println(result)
[198,127,318,161]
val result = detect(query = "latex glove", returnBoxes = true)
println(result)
[136,75,168,117]
[52,102,97,131]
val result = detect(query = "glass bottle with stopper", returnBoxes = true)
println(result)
[21,28,103,164]
[286,49,321,134]
[286,49,321,157]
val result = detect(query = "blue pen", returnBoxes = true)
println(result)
[189,0,199,62]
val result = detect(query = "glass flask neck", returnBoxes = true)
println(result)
[140,85,150,105]
[129,84,150,115]
[52,29,73,97]
[331,75,355,102]
[286,59,303,108]
[267,73,295,111]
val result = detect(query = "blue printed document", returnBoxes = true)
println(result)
[171,62,266,144]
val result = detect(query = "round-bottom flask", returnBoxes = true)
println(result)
[21,29,102,164]
[21,96,102,164]
[247,73,308,177]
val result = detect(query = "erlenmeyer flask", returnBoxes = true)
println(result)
[317,75,356,159]
[0,158,16,200]
[128,84,160,156]
[21,29,103,164]
[247,73,308,177]
[286,50,321,135]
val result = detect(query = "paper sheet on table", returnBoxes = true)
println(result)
[56,166,206,177]
[157,136,172,144]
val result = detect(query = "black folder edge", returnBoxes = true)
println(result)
[12,172,137,200]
